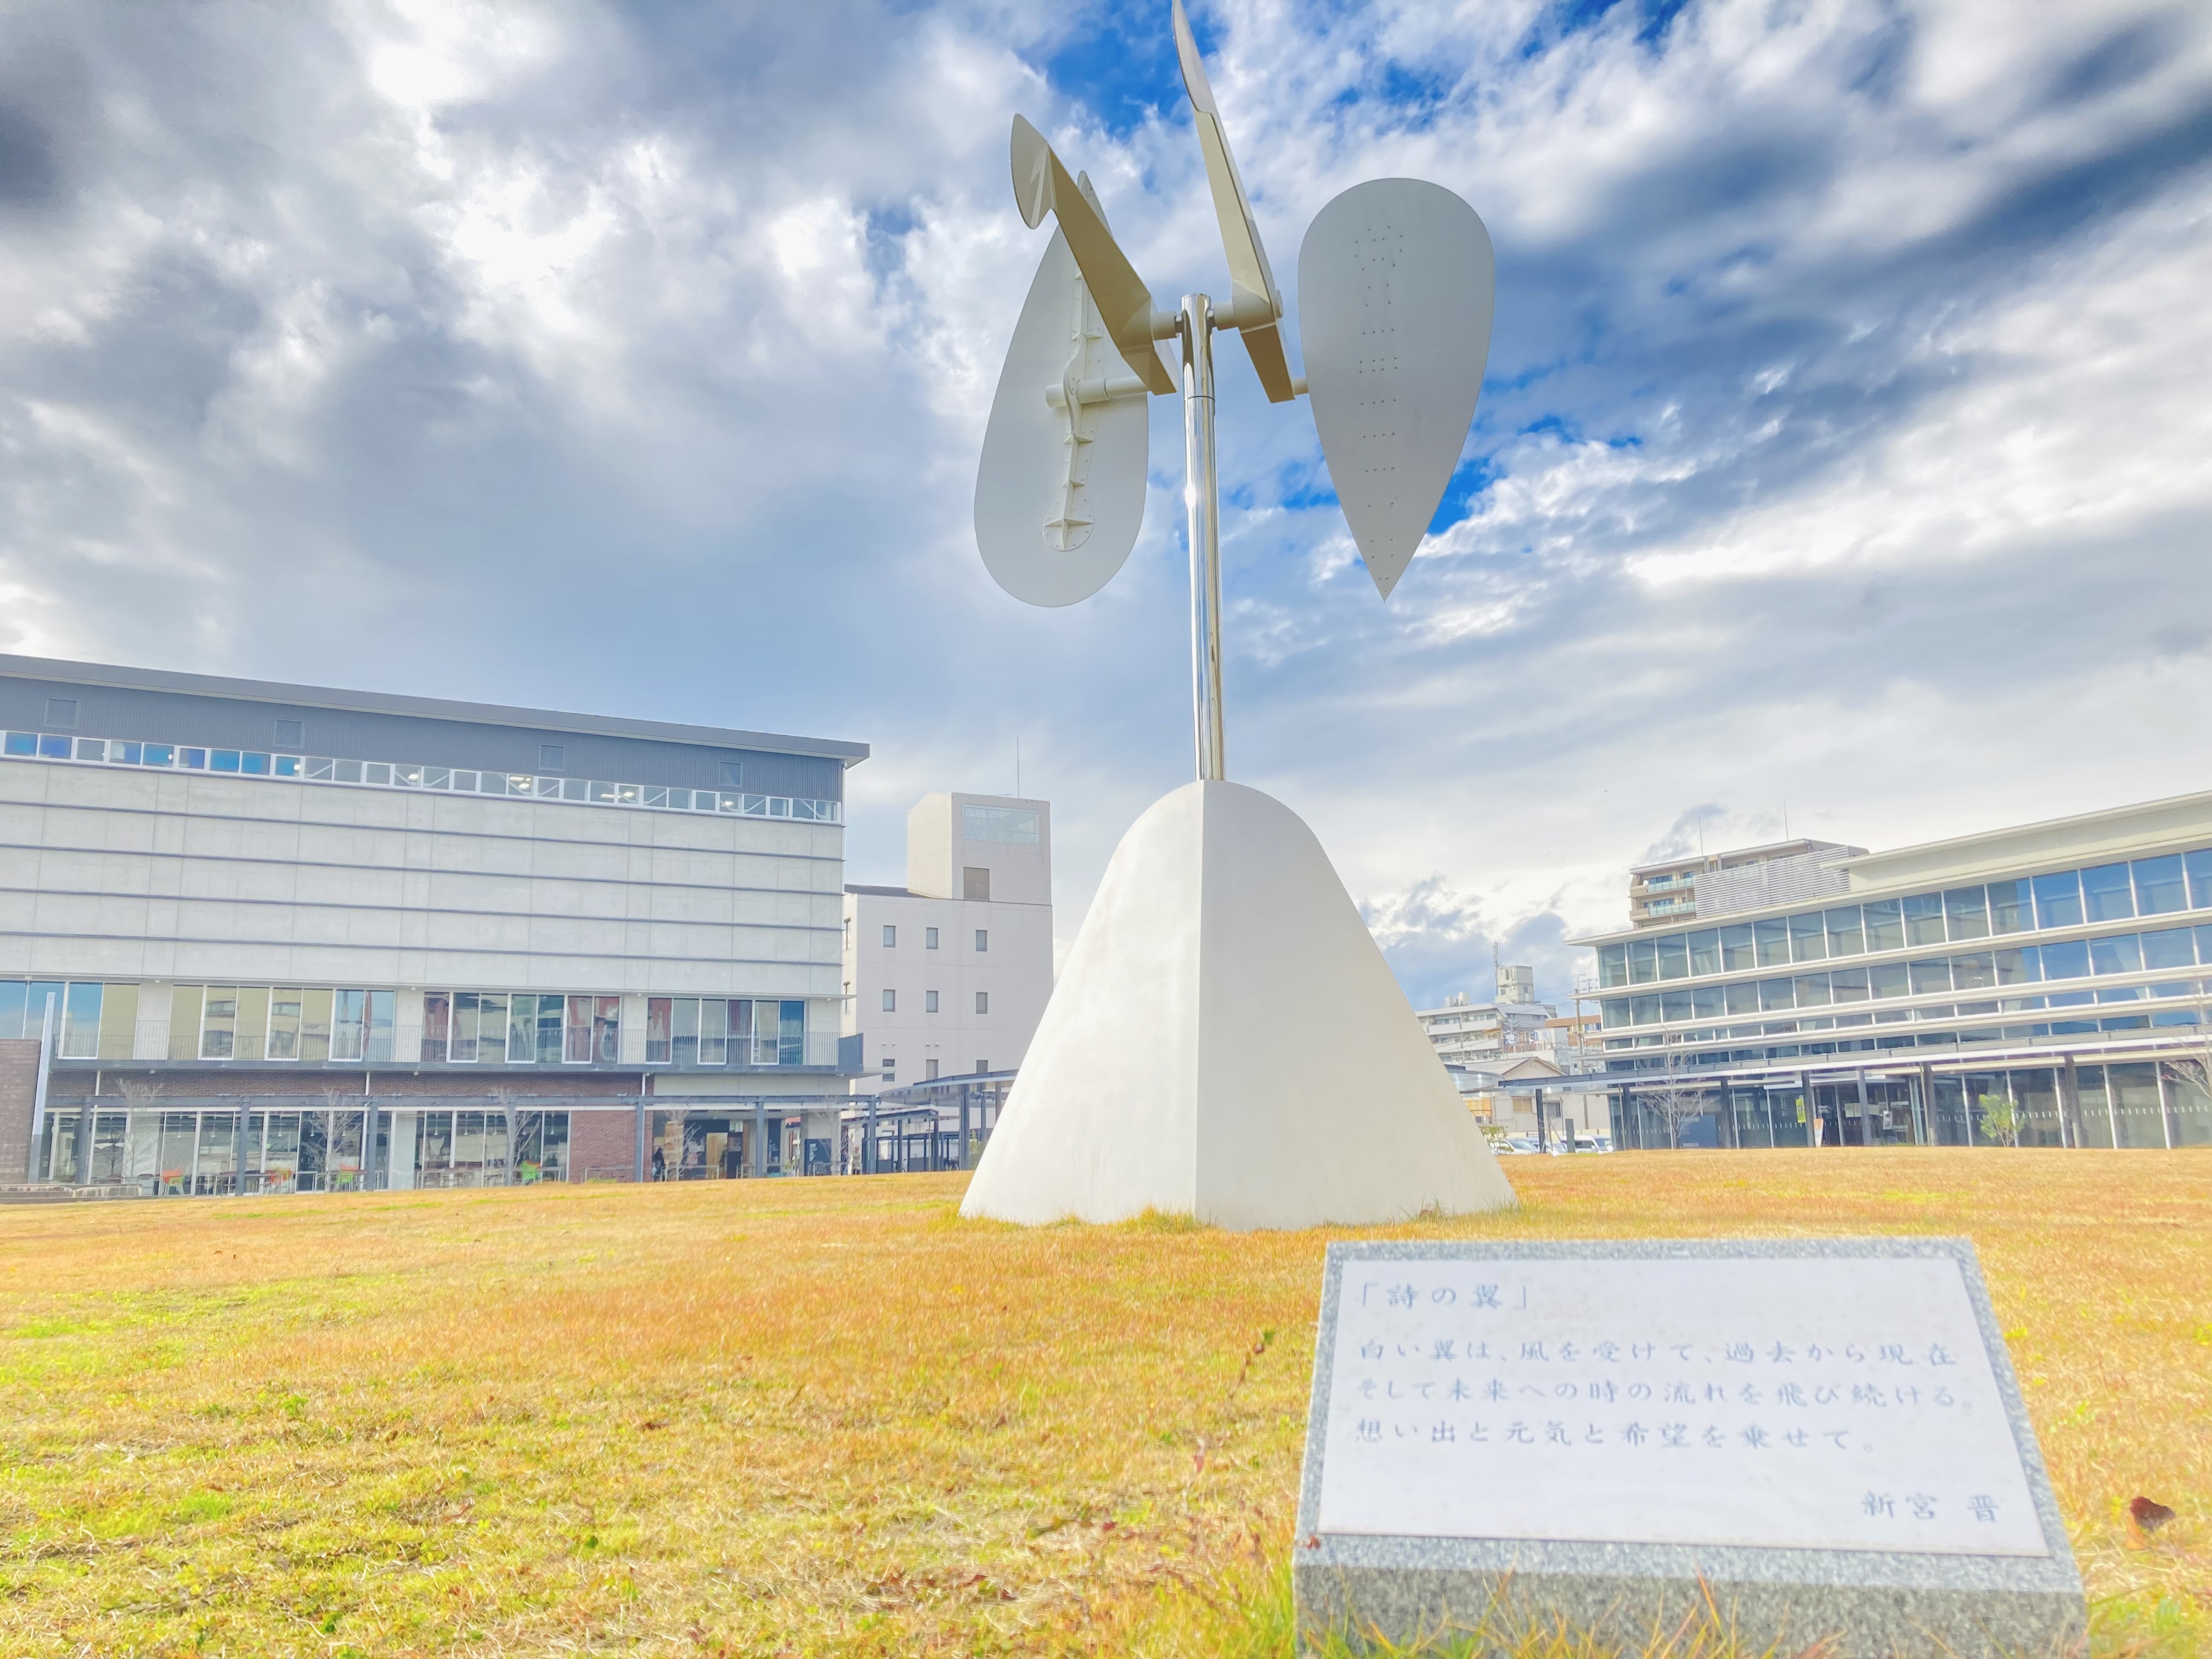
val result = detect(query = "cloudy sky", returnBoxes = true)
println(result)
[4,0,2209,1008]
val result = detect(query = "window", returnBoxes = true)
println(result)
[274,718,304,748]
[1598,944,1628,988]
[975,991,989,1014]
[1758,978,1794,1012]
[2081,862,2134,922]
[719,760,743,788]
[60,983,103,1059]
[1987,879,2032,934]
[1719,925,1754,972]
[1686,930,1720,975]
[1656,934,1688,979]
[1861,899,1903,953]
[927,1059,940,1080]
[1793,974,1830,1007]
[881,1057,895,1079]
[2132,855,2187,916]
[1908,960,1951,995]
[422,992,450,1063]
[269,990,303,1059]
[1691,984,1724,1018]
[1753,919,1789,967]
[43,697,77,730]
[332,989,365,1058]
[883,925,896,948]
[926,990,939,1013]
[2032,870,2083,929]
[452,991,506,1062]
[977,1059,989,1075]
[2090,934,2143,977]
[1829,967,1869,1002]
[962,804,1039,844]
[1951,952,1995,991]
[701,996,729,1064]
[565,995,618,1063]
[1869,962,1909,1000]
[1821,908,1863,957]
[2141,927,2197,970]
[963,866,991,901]
[1902,894,1946,946]
[1787,915,1825,962]
[926,927,939,950]
[2040,938,2090,981]
[646,997,673,1064]
[539,744,566,772]
[2188,849,2212,910]
[1943,887,1989,940]
[190,985,235,1059]
[975,929,989,952]
[1627,939,1657,983]
[882,989,896,1012]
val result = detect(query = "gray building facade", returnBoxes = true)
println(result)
[0,654,867,1193]
[1577,791,2212,1152]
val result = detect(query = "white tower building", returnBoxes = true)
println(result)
[842,794,1054,1093]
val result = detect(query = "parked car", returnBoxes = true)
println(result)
[1499,1137,1542,1155]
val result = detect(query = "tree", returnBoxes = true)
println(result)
[1634,1047,1714,1149]
[1976,1092,2021,1148]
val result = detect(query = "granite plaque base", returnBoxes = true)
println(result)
[1294,1240,2086,1658]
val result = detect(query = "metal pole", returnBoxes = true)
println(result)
[1180,293,1225,782]
[29,992,55,1181]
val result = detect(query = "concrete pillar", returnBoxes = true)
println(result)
[752,1099,767,1176]
[865,1092,878,1173]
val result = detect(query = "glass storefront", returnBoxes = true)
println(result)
[1611,1062,2197,1150]
[35,1108,569,1193]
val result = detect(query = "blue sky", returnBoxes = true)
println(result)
[3,0,2210,1010]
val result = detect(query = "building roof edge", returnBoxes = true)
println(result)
[0,652,870,765]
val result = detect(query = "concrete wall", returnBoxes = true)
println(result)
[843,888,1054,1091]
[0,760,843,997]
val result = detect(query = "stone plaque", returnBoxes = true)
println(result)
[1295,1240,2086,1658]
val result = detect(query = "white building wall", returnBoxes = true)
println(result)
[843,793,1054,1094]
[0,761,843,998]
[842,889,1054,1092]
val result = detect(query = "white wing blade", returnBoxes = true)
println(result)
[1298,178,1496,599]
[1171,0,1296,403]
[1009,116,1175,396]
[975,223,1150,606]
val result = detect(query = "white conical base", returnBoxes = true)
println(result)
[961,781,1516,1230]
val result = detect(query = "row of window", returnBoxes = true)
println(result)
[423,991,617,1065]
[39,1106,571,1193]
[879,990,990,1014]
[880,926,990,951]
[1600,924,2212,1028]
[0,980,106,1056]
[2,731,840,824]
[0,981,816,1067]
[1599,850,2212,988]
[1604,1008,2200,1073]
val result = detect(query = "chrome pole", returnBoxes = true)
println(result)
[1180,292,1225,781]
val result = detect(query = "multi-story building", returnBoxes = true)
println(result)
[0,654,867,1192]
[1578,790,2212,1151]
[842,793,1054,1094]
[1629,838,1864,928]
[1413,969,1553,1069]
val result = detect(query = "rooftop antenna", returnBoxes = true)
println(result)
[962,1,1511,1231]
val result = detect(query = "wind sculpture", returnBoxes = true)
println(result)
[961,2,1516,1229]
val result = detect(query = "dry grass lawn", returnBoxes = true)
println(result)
[0,1150,2205,1657]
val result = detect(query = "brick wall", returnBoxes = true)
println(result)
[567,1107,639,1182]
[0,1039,41,1182]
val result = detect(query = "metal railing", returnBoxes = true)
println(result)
[2,731,841,825]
